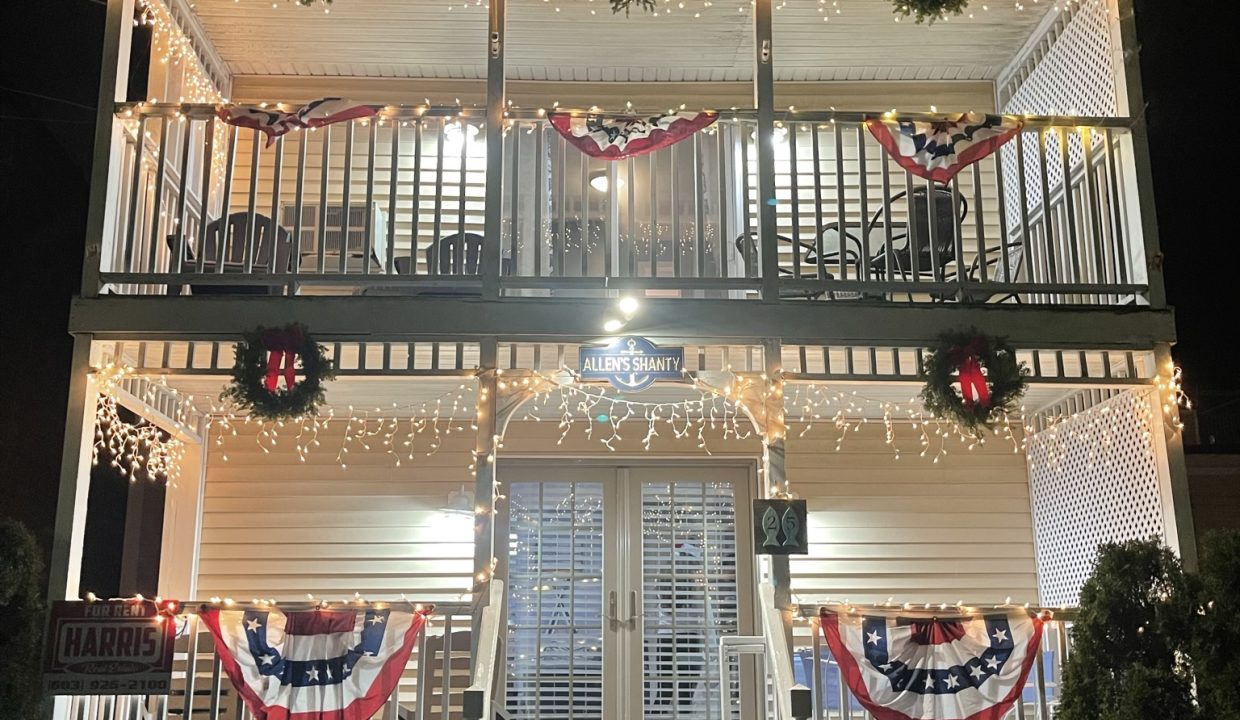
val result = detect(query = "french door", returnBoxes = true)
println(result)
[503,464,757,720]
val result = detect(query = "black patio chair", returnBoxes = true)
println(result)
[165,212,294,295]
[734,231,862,300]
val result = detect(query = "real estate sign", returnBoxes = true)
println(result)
[43,599,177,695]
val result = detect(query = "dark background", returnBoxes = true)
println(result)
[1,0,1236,595]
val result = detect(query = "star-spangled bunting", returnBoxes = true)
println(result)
[217,98,376,148]
[866,112,1023,183]
[820,607,1045,720]
[200,605,429,720]
[549,111,718,160]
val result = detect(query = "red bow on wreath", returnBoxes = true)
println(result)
[948,338,991,410]
[260,325,305,392]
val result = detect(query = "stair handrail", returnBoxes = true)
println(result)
[463,579,505,720]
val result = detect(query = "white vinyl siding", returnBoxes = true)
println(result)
[786,430,1038,605]
[194,418,1036,607]
[196,422,476,602]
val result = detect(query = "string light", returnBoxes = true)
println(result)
[135,0,224,105]
[92,364,187,484]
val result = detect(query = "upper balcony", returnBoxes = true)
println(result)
[82,0,1160,313]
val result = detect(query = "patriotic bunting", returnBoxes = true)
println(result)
[549,111,718,160]
[200,605,428,720]
[820,607,1044,720]
[217,98,376,147]
[866,112,1022,183]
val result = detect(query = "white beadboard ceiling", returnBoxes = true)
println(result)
[188,0,1053,82]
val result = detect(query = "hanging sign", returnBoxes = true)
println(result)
[579,336,685,392]
[752,499,809,555]
[43,599,179,695]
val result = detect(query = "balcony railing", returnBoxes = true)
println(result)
[98,103,1149,306]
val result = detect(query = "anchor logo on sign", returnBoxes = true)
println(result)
[616,338,652,392]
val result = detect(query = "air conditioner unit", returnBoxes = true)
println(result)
[280,202,388,261]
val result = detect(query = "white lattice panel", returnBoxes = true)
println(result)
[1000,1,1120,228]
[1026,389,1168,606]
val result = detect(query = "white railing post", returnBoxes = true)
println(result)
[760,582,796,720]
[464,579,506,720]
[753,0,780,302]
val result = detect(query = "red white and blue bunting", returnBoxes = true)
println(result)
[820,607,1045,720]
[549,111,718,160]
[201,605,429,720]
[217,98,376,147]
[866,112,1023,183]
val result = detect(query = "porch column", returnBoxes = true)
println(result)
[48,335,98,603]
[1154,343,1198,570]
[81,0,136,298]
[1111,0,1166,308]
[761,341,793,614]
[474,341,501,597]
[480,0,508,300]
[753,0,780,302]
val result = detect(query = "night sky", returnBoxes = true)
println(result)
[1,0,1235,592]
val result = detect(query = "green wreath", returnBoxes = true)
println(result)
[222,324,335,421]
[919,329,1028,433]
[891,0,970,23]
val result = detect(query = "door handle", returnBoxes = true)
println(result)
[628,590,641,628]
[608,590,619,630]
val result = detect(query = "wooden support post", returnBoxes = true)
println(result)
[753,0,779,303]
[481,0,507,300]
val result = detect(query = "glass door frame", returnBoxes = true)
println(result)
[495,459,763,720]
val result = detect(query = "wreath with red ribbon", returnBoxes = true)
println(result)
[919,329,1028,433]
[221,324,335,421]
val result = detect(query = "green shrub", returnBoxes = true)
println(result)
[1057,538,1198,720]
[0,518,50,720]
[1192,530,1240,720]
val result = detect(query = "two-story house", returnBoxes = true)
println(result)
[48,0,1192,717]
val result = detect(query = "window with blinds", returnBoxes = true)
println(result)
[506,481,606,720]
[640,480,740,720]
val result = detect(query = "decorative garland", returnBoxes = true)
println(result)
[892,0,971,23]
[290,0,331,6]
[919,329,1028,433]
[610,0,656,14]
[222,324,335,421]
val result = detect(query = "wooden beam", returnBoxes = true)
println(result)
[70,295,1177,349]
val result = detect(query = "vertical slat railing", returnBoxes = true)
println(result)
[105,105,1145,302]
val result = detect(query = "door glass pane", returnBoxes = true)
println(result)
[641,480,740,719]
[507,481,605,720]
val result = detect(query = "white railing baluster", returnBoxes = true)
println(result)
[173,117,193,275]
[243,128,261,274]
[147,116,170,275]
[340,119,354,275]
[364,119,377,276]
[196,117,216,275]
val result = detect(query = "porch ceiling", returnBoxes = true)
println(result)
[188,0,1052,83]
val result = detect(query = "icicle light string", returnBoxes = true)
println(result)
[87,363,1189,483]
[92,364,187,485]
[208,384,476,469]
